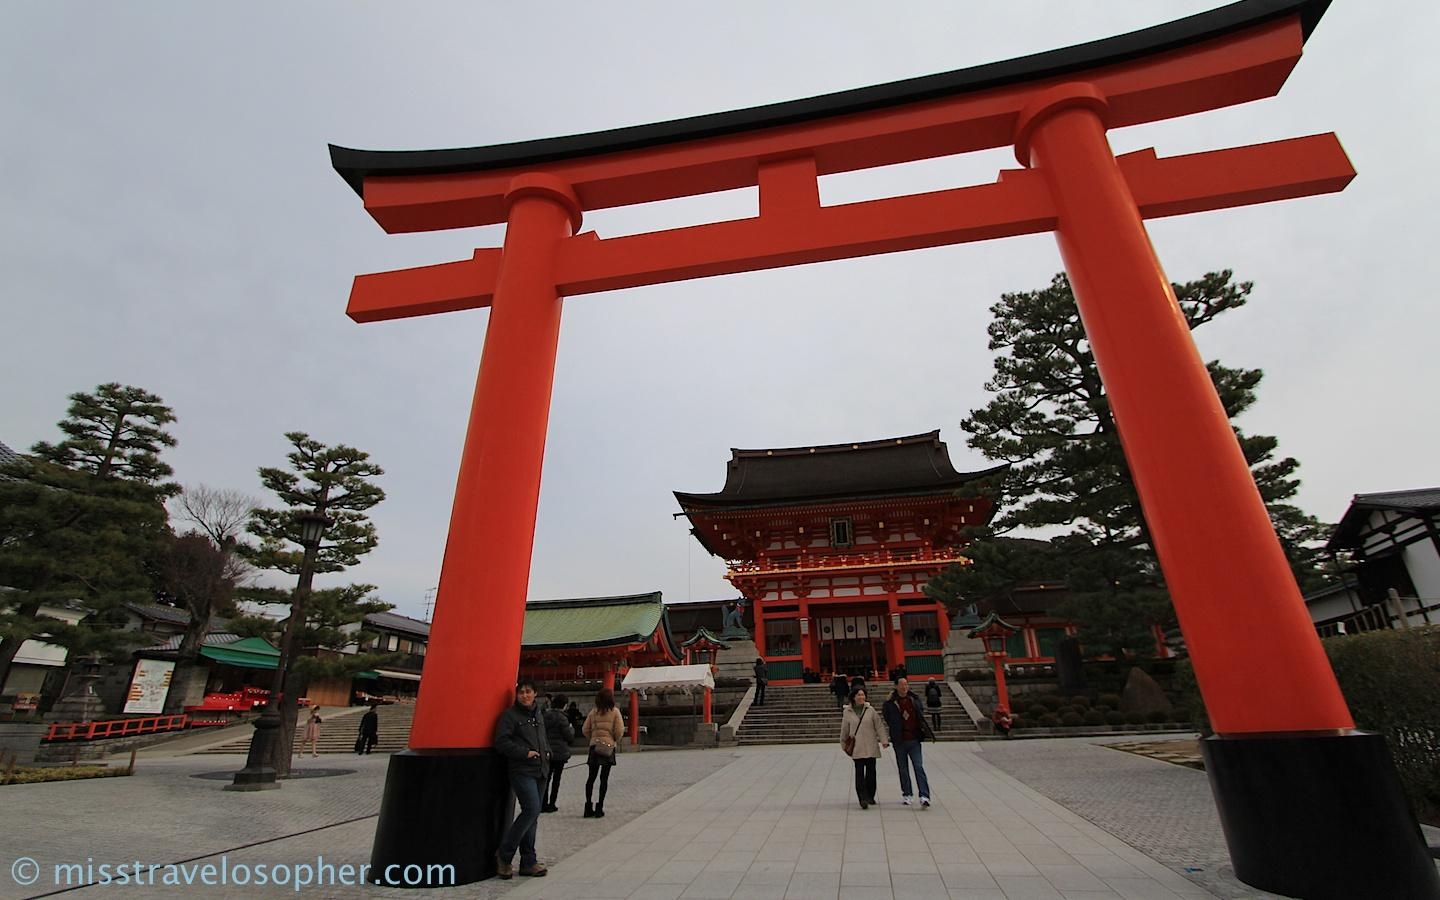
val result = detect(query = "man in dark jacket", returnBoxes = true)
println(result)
[881,676,934,808]
[493,679,552,879]
[753,658,768,706]
[540,694,574,813]
[356,702,380,754]
[831,673,849,710]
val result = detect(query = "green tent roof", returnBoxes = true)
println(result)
[199,636,280,670]
[521,592,666,650]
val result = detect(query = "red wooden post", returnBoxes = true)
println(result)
[1014,83,1352,736]
[991,657,1010,712]
[603,662,616,692]
[702,686,712,724]
[628,688,640,745]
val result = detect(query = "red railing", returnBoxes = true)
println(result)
[727,546,971,577]
[44,714,190,742]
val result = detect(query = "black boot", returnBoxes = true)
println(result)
[594,802,605,818]
[583,801,595,818]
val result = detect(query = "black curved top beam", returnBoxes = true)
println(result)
[330,0,1330,197]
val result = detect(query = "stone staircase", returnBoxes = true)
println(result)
[737,683,982,746]
[194,703,415,756]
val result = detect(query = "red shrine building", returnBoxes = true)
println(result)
[676,432,1004,685]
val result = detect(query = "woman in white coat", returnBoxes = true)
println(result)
[840,687,889,809]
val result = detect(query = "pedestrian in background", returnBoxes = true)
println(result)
[493,678,551,879]
[925,678,943,732]
[753,657,769,706]
[541,693,574,813]
[302,707,322,758]
[840,686,888,809]
[356,702,379,755]
[582,687,625,819]
[830,673,849,710]
[882,676,935,808]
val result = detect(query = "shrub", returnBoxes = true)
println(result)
[1026,703,1049,718]
[1036,714,1061,727]
[1097,694,1122,710]
[1056,706,1081,719]
[1067,695,1091,708]
[1083,710,1107,726]
[0,766,130,786]
[1125,712,1149,726]
[1105,711,1127,726]
[1324,627,1440,825]
[1092,704,1112,715]
[1060,712,1084,727]
[1146,710,1171,724]
[1171,658,1211,734]
[1039,694,1065,711]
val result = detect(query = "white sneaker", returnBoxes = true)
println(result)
[920,796,931,808]
[901,796,912,805]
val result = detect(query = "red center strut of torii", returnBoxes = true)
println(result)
[331,2,1439,897]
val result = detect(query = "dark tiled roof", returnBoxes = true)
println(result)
[126,602,194,625]
[675,431,1006,511]
[364,610,432,638]
[1327,488,1440,551]
[139,632,243,653]
[0,439,24,482]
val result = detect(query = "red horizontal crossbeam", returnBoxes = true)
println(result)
[347,134,1353,324]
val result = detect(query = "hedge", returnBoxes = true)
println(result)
[1323,627,1440,825]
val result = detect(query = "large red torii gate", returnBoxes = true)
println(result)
[332,2,1438,897]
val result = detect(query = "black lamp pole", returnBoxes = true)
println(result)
[228,511,331,791]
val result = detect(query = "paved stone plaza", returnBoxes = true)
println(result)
[4,736,1432,899]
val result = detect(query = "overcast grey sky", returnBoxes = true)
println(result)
[3,2,1436,621]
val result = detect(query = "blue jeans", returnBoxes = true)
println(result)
[499,773,544,867]
[894,740,931,799]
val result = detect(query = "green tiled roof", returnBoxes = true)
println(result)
[199,636,280,670]
[521,592,665,650]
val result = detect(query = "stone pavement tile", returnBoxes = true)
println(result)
[891,872,946,899]
[840,843,888,862]
[794,849,842,873]
[649,860,710,884]
[886,850,938,874]
[744,860,797,885]
[843,825,886,843]
[940,862,1002,891]
[705,850,758,873]
[993,874,1067,899]
[627,884,687,900]
[1101,877,1184,900]
[1019,845,1079,866]
[928,841,982,863]
[982,855,1041,877]
[733,884,788,900]
[674,841,726,862]
[680,870,745,899]
[755,843,804,862]
[945,891,1007,900]
[1036,864,1113,892]
[839,861,890,886]
[724,833,771,852]
[802,833,837,851]
[1059,893,1124,900]
[784,871,841,900]
[840,886,893,900]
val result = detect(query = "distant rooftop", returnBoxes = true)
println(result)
[1328,488,1440,551]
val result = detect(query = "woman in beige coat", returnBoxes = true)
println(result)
[840,687,888,809]
[581,688,626,818]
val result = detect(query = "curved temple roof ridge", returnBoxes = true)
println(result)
[330,0,1331,197]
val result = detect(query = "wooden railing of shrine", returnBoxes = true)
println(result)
[44,714,190,742]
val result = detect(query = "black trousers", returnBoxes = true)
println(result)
[852,757,876,803]
[546,760,566,805]
[754,681,767,705]
[585,758,612,805]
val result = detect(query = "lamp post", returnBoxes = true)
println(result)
[968,612,1018,712]
[228,510,331,791]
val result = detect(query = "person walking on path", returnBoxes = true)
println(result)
[840,686,888,809]
[301,707,322,758]
[541,693,574,813]
[355,702,379,755]
[581,687,625,819]
[752,658,768,706]
[882,676,935,807]
[830,674,849,710]
[924,678,943,732]
[493,678,552,880]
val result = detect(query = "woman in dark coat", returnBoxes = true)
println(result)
[830,673,850,710]
[924,678,943,732]
[540,693,574,813]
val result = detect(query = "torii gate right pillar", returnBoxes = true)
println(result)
[1018,84,1439,900]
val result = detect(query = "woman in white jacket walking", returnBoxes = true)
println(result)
[840,687,889,809]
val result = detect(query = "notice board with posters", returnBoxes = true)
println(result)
[123,659,175,714]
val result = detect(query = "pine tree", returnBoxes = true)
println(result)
[927,272,1333,656]
[0,385,177,693]
[240,432,384,775]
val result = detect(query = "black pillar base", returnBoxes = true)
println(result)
[225,710,281,791]
[1202,731,1440,900]
[369,749,513,888]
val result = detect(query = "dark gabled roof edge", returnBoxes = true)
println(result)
[330,0,1330,197]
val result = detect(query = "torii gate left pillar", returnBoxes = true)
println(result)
[339,3,1439,897]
